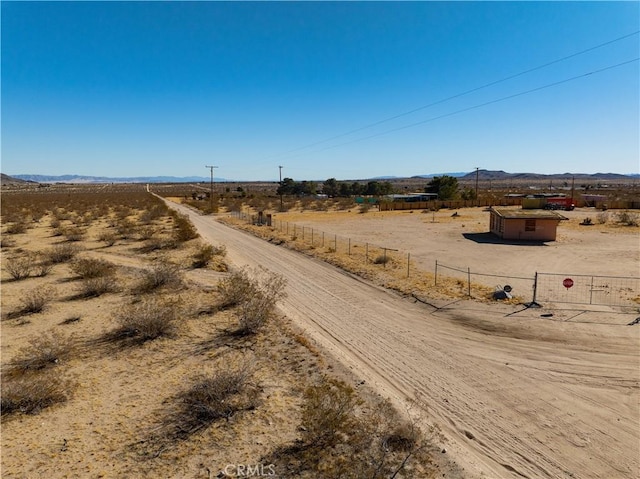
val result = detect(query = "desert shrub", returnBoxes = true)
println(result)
[1,371,71,417]
[596,211,608,224]
[116,218,138,239]
[16,286,55,315]
[191,242,226,268]
[76,276,118,298]
[137,226,157,241]
[300,377,361,449]
[33,254,54,277]
[216,267,286,313]
[5,253,35,280]
[70,257,117,279]
[111,297,181,344]
[139,204,168,224]
[96,230,117,246]
[134,262,183,293]
[61,226,85,242]
[5,220,29,235]
[616,211,639,226]
[172,212,199,242]
[1,237,16,249]
[236,274,286,335]
[4,331,74,377]
[46,243,79,263]
[268,379,431,478]
[358,203,371,214]
[580,217,593,225]
[170,359,259,436]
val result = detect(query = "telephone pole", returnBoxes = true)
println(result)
[475,167,480,207]
[205,165,218,214]
[278,165,284,211]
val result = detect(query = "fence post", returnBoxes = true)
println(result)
[589,276,594,305]
[366,243,368,263]
[348,238,351,256]
[334,234,337,251]
[407,253,410,278]
[467,267,471,297]
[435,260,438,286]
[383,248,387,268]
[322,232,324,247]
[311,228,314,246]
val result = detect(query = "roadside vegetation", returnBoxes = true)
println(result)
[1,184,436,478]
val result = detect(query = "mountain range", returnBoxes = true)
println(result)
[2,170,639,184]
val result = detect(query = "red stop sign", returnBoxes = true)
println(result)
[563,278,574,289]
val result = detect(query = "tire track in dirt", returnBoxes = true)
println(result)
[170,203,640,479]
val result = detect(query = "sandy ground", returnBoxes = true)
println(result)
[173,201,640,479]
[1,204,447,478]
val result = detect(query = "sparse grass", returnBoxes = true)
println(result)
[5,253,35,280]
[1,371,72,417]
[96,230,118,246]
[75,276,118,298]
[134,262,184,293]
[108,297,181,345]
[7,286,56,318]
[4,331,74,377]
[46,243,79,264]
[70,257,117,279]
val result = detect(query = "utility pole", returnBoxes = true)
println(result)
[205,165,218,214]
[278,165,284,211]
[475,167,480,207]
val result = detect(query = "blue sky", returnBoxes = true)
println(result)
[2,1,639,181]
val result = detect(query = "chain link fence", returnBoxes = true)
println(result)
[230,211,639,309]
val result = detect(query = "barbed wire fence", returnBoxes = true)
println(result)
[230,211,639,309]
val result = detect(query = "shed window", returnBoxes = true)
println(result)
[525,219,536,231]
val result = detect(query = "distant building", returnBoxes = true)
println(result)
[489,208,567,241]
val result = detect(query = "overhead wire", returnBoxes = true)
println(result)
[268,30,640,160]
[307,57,639,154]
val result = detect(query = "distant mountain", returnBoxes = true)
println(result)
[454,170,636,181]
[11,174,225,184]
[412,172,468,179]
[1,173,33,185]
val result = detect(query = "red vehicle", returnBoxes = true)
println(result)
[544,197,575,211]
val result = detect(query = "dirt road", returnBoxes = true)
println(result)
[171,203,639,479]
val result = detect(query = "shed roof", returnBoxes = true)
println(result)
[491,208,567,220]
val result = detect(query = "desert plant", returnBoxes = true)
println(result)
[33,254,54,277]
[1,371,72,417]
[0,237,16,249]
[616,211,639,226]
[134,262,183,293]
[5,221,28,235]
[70,257,117,279]
[300,377,361,449]
[4,331,74,377]
[172,212,199,242]
[5,253,35,280]
[61,226,85,242]
[76,276,118,298]
[137,226,157,241]
[96,230,117,247]
[46,243,79,263]
[111,297,181,344]
[580,217,593,225]
[191,242,226,268]
[596,211,609,224]
[15,286,55,315]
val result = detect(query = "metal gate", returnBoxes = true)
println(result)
[535,272,640,307]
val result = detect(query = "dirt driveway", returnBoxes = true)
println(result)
[171,202,639,479]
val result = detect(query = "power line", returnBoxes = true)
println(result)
[307,57,639,153]
[268,30,640,160]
